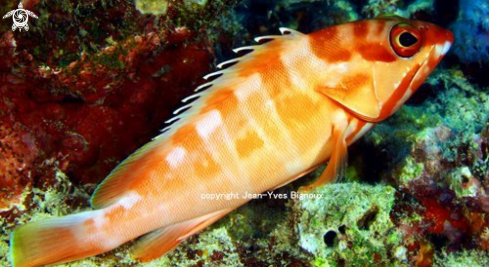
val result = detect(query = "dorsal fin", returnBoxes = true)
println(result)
[159,27,305,131]
[90,28,305,209]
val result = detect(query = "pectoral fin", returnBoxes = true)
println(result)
[132,209,232,262]
[300,124,348,192]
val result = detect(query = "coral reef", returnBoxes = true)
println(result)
[293,183,402,266]
[0,0,234,210]
[434,250,488,267]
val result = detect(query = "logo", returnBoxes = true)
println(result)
[3,3,38,32]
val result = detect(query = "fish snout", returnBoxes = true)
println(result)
[430,27,454,59]
[441,29,454,55]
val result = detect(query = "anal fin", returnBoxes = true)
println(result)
[300,124,348,192]
[132,209,232,262]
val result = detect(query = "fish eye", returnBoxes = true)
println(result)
[399,32,418,46]
[390,23,422,58]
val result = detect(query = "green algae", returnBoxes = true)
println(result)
[135,0,211,16]
[398,157,425,188]
[434,249,489,267]
[135,0,169,15]
[449,167,480,198]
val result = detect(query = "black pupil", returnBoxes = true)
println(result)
[399,32,418,47]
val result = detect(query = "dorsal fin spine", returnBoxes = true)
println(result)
[232,46,256,53]
[217,58,240,69]
[181,93,202,103]
[173,103,192,115]
[195,82,213,92]
[279,27,304,36]
[203,70,226,80]
[254,36,276,42]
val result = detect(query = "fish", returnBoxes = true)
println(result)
[10,15,453,267]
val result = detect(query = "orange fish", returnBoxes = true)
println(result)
[10,15,453,266]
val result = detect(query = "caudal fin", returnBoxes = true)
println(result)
[10,210,108,267]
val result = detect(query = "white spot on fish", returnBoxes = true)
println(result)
[166,146,186,168]
[435,41,452,58]
[332,110,348,126]
[318,62,350,88]
[234,74,262,101]
[440,41,452,56]
[119,192,142,210]
[196,110,222,139]
[93,214,106,229]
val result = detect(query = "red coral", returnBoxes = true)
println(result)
[0,1,213,218]
[0,125,37,210]
[419,198,469,235]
